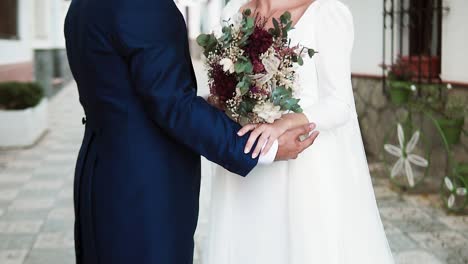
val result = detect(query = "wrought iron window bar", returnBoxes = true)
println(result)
[382,0,450,94]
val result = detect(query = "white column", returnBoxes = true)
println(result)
[441,0,468,83]
[33,0,51,48]
[188,4,202,40]
[33,0,69,49]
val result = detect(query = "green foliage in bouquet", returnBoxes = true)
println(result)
[197,8,317,124]
[272,86,302,113]
[234,56,253,75]
[196,34,218,57]
[0,82,44,110]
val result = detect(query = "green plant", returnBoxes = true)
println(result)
[383,59,416,105]
[418,83,444,109]
[455,163,468,179]
[436,98,466,145]
[444,97,467,120]
[387,80,413,105]
[0,82,44,110]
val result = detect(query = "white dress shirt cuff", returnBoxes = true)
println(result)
[258,140,278,165]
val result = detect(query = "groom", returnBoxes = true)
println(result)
[65,0,318,263]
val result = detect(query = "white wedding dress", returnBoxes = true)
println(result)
[200,0,395,263]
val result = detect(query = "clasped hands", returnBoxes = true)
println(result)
[238,114,320,161]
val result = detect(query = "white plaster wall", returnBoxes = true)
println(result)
[202,0,224,34]
[176,0,211,39]
[0,0,70,65]
[441,0,468,83]
[33,0,70,49]
[343,0,468,83]
[0,0,34,65]
[340,0,383,76]
[188,4,203,39]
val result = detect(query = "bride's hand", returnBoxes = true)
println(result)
[237,118,293,159]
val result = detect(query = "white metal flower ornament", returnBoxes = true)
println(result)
[444,176,467,209]
[384,123,429,187]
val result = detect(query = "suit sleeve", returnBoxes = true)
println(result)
[114,12,259,176]
[302,1,357,131]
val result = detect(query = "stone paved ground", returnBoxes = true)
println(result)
[1,72,468,263]
[0,82,82,264]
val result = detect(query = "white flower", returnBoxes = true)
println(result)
[235,88,242,97]
[384,124,429,187]
[411,85,417,92]
[444,176,467,208]
[253,102,283,123]
[251,54,281,86]
[213,24,223,39]
[447,83,453,90]
[219,58,235,74]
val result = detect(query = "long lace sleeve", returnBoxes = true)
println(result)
[302,1,356,131]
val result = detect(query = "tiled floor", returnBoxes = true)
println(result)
[1,70,467,263]
[0,83,81,264]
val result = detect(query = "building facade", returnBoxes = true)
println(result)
[343,0,468,85]
[182,0,468,86]
[0,0,71,95]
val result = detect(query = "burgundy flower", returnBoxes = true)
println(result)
[250,86,260,93]
[210,64,237,102]
[279,47,297,57]
[252,59,265,73]
[244,26,273,62]
[250,86,269,96]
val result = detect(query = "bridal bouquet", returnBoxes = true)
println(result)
[197,9,316,125]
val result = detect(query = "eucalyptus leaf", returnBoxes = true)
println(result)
[285,21,293,32]
[239,34,250,47]
[308,49,318,58]
[244,17,255,30]
[236,76,251,95]
[280,11,292,23]
[281,98,301,110]
[235,62,246,73]
[291,105,303,113]
[244,61,253,73]
[282,28,288,39]
[273,18,280,37]
[222,26,231,34]
[239,100,255,116]
[292,55,298,63]
[297,56,304,66]
[196,34,209,46]
[272,86,292,98]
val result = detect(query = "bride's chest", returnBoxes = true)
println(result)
[289,26,319,96]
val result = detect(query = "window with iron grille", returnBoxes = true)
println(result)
[383,0,448,84]
[0,0,19,39]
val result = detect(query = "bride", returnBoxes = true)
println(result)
[202,0,395,263]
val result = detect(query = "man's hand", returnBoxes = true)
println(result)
[275,123,320,161]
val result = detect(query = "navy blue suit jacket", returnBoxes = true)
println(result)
[65,0,258,263]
